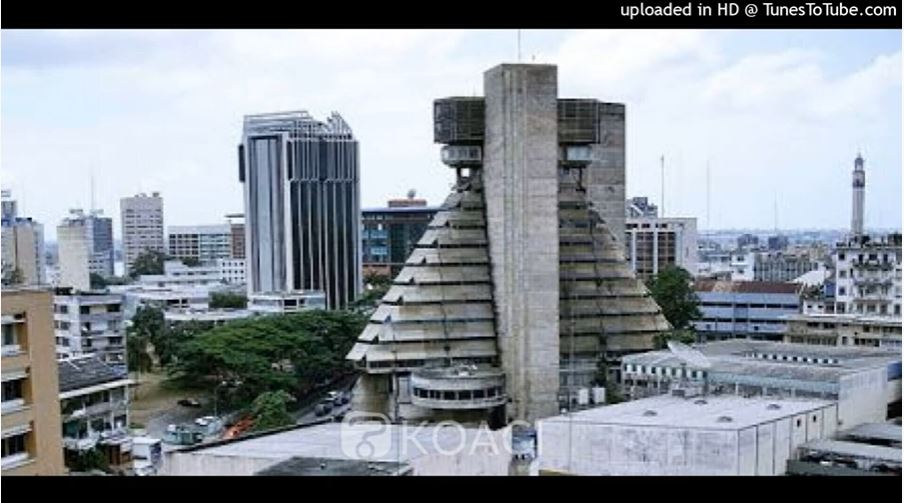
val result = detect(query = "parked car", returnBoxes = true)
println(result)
[177,398,202,408]
[314,403,332,417]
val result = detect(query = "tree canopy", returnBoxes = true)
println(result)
[129,250,168,278]
[647,265,701,331]
[249,390,295,432]
[210,292,248,309]
[168,310,366,407]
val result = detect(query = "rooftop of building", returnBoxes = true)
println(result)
[175,420,508,464]
[623,339,900,380]
[539,394,833,431]
[254,457,411,476]
[362,206,440,214]
[694,280,802,295]
[785,312,903,326]
[167,224,231,234]
[249,291,326,300]
[800,439,900,463]
[839,423,902,444]
[58,355,129,393]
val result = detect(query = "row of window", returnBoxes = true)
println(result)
[412,386,504,401]
[2,433,28,459]
[623,364,705,379]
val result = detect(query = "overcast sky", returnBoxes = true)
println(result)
[1,29,900,241]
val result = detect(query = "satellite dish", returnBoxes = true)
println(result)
[667,341,712,369]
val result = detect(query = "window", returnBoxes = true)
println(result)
[2,380,24,403]
[2,433,27,459]
[2,325,17,346]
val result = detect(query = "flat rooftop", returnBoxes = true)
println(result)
[183,422,507,463]
[800,439,901,463]
[839,423,902,444]
[539,395,833,431]
[624,340,900,382]
[254,457,410,476]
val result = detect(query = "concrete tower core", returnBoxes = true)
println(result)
[851,153,865,238]
[347,63,669,426]
[483,64,562,423]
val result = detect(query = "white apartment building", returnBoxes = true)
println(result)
[167,224,232,264]
[57,209,114,291]
[833,233,902,317]
[248,291,326,315]
[53,292,126,366]
[217,258,246,285]
[625,216,698,279]
[121,192,164,277]
[697,250,755,281]
[138,260,223,288]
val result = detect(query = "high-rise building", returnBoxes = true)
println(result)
[362,197,437,278]
[120,192,164,277]
[851,153,865,238]
[1,190,46,286]
[167,224,232,264]
[56,209,114,290]
[2,288,67,475]
[347,64,668,425]
[625,216,698,280]
[239,111,360,310]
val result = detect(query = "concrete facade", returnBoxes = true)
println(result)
[53,293,126,366]
[588,103,627,248]
[167,224,232,265]
[535,394,837,476]
[625,216,698,280]
[2,288,66,475]
[1,191,46,286]
[121,192,165,277]
[483,64,561,423]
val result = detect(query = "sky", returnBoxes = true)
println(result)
[1,29,901,241]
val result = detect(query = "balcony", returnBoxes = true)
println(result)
[1,452,32,470]
[1,399,26,415]
[410,365,507,410]
[1,344,23,357]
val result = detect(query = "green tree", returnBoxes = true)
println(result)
[250,390,295,432]
[89,273,107,290]
[181,256,201,267]
[168,310,366,407]
[647,265,701,331]
[129,250,167,278]
[210,292,248,309]
[350,271,392,313]
[69,447,109,472]
[127,306,172,366]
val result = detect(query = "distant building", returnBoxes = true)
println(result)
[785,312,902,350]
[625,196,658,218]
[767,234,789,251]
[621,339,901,427]
[56,209,114,290]
[2,288,66,475]
[1,190,46,286]
[138,260,223,289]
[693,280,803,341]
[247,291,326,315]
[226,214,245,259]
[388,190,428,208]
[164,308,252,326]
[167,224,232,265]
[754,251,822,282]
[696,250,755,281]
[58,355,133,471]
[111,286,211,318]
[362,200,437,278]
[833,233,902,317]
[737,233,759,250]
[120,192,164,277]
[240,111,360,309]
[217,258,246,285]
[789,424,901,476]
[625,216,698,279]
[53,291,126,366]
[535,394,838,476]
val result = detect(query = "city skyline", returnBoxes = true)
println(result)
[1,29,901,240]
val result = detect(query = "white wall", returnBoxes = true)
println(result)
[838,367,889,428]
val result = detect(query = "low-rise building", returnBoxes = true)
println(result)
[164,308,253,326]
[217,258,246,285]
[693,280,803,341]
[2,288,66,475]
[785,312,902,350]
[248,291,327,315]
[620,339,901,428]
[138,260,224,289]
[754,251,824,283]
[53,291,126,366]
[789,424,901,476]
[697,250,755,281]
[58,355,133,472]
[625,216,698,280]
[162,421,511,476]
[535,394,837,476]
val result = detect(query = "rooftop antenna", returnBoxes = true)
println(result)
[706,159,711,232]
[660,154,666,217]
